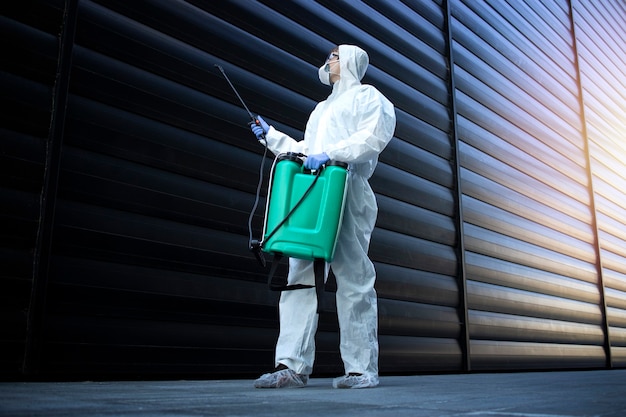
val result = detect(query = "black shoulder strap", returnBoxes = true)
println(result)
[313,258,325,314]
[267,255,326,314]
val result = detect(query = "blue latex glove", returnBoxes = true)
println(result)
[304,152,330,170]
[250,115,270,140]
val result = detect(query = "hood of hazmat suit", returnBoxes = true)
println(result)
[261,45,396,379]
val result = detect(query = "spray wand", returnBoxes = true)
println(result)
[215,64,315,271]
[214,64,265,140]
[214,64,267,266]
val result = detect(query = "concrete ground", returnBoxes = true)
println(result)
[1,369,625,416]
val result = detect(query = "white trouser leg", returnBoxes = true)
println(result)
[274,258,319,375]
[332,236,379,376]
[332,177,379,377]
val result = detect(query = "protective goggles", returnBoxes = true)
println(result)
[325,52,339,62]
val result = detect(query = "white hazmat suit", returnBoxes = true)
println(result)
[257,44,396,387]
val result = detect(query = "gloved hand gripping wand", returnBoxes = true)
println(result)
[214,64,268,266]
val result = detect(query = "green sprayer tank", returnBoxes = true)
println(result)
[263,152,348,262]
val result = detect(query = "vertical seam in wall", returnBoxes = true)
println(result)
[445,0,471,372]
[568,0,612,368]
[24,0,79,375]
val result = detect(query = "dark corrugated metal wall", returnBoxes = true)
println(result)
[1,0,625,379]
[0,0,66,376]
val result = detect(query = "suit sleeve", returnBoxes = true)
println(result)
[323,87,396,164]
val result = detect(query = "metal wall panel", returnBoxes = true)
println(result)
[0,0,65,376]
[452,0,606,370]
[27,0,461,377]
[572,0,626,367]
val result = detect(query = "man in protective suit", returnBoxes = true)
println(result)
[250,44,396,389]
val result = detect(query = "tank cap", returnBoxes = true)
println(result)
[277,152,304,165]
[327,160,348,168]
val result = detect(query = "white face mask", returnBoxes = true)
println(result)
[318,64,331,85]
[318,60,339,86]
